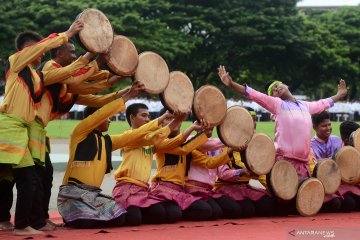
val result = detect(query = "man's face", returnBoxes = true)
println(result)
[314,119,332,140]
[270,83,290,99]
[24,40,43,66]
[131,108,150,129]
[98,118,111,132]
[59,43,76,66]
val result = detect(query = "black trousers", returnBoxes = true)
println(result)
[13,166,46,229]
[42,152,53,219]
[213,196,242,219]
[67,215,125,229]
[125,203,168,226]
[0,174,15,222]
[183,199,212,221]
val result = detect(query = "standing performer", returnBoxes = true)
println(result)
[0,20,84,235]
[217,65,348,180]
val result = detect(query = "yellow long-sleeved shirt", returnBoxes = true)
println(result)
[40,59,117,123]
[114,132,189,188]
[67,70,112,95]
[63,98,172,187]
[0,33,68,123]
[151,134,232,186]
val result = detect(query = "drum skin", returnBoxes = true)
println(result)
[135,51,170,94]
[105,35,138,76]
[266,160,298,201]
[193,85,227,127]
[296,178,324,217]
[313,158,341,195]
[217,106,254,148]
[160,71,194,113]
[335,146,360,184]
[76,8,114,53]
[241,133,275,176]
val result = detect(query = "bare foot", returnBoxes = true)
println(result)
[0,221,14,231]
[38,222,56,231]
[46,219,64,227]
[14,226,44,236]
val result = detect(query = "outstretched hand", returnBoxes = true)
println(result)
[218,65,233,87]
[337,79,348,99]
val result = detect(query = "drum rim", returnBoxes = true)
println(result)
[193,85,227,126]
[159,71,194,113]
[135,51,169,94]
[312,158,341,194]
[76,8,114,53]
[296,177,324,216]
[105,35,139,76]
[266,160,298,200]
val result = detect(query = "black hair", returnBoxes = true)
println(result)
[340,121,360,139]
[245,106,255,112]
[312,111,330,127]
[159,107,167,117]
[125,103,148,126]
[15,31,43,51]
[83,106,99,119]
[50,39,75,59]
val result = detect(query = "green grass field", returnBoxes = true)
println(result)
[45,120,344,139]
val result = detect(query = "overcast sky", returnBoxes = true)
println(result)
[297,0,360,6]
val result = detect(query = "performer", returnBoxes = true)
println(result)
[58,80,172,228]
[0,20,83,235]
[149,109,243,222]
[310,111,343,212]
[218,65,348,180]
[112,104,202,226]
[338,121,360,212]
[184,128,248,219]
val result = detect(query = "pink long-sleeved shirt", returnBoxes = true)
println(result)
[246,86,333,162]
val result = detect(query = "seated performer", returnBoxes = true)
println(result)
[214,108,276,218]
[338,121,360,212]
[0,20,84,235]
[112,104,203,226]
[150,109,242,222]
[57,81,176,228]
[184,127,249,219]
[218,65,348,180]
[310,111,343,212]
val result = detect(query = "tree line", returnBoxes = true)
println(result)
[0,0,359,100]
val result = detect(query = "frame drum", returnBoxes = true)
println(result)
[105,35,138,76]
[193,85,227,127]
[296,178,324,217]
[312,158,341,194]
[135,51,170,94]
[335,146,360,184]
[266,160,298,200]
[160,71,194,113]
[76,8,114,53]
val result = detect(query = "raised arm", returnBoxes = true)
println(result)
[11,20,83,73]
[306,79,348,114]
[42,56,96,86]
[218,65,281,114]
[72,81,145,141]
